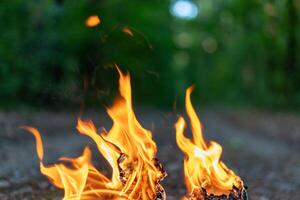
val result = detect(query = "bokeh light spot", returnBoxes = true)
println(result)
[202,37,218,53]
[170,0,199,20]
[173,32,194,48]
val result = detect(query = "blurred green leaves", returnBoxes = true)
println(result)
[0,0,299,109]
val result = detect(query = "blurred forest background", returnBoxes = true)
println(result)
[0,0,300,110]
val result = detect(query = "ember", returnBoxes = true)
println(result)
[85,15,101,27]
[24,68,166,200]
[175,87,247,200]
[122,27,134,37]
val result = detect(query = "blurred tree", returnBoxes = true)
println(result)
[0,0,299,109]
[285,0,298,105]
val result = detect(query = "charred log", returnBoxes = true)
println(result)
[154,158,167,200]
[117,153,167,200]
[155,184,166,200]
[187,185,248,200]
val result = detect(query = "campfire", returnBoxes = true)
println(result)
[23,68,247,200]
[175,87,247,200]
[23,68,167,200]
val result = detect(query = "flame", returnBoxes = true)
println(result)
[85,15,101,27]
[24,69,166,200]
[175,87,242,197]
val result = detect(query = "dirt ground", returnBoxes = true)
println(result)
[0,108,299,199]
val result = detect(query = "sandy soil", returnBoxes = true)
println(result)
[0,108,299,199]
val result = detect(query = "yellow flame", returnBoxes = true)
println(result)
[25,69,165,200]
[175,87,242,196]
[85,15,100,27]
[22,127,44,160]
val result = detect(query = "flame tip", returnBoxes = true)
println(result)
[188,85,195,90]
[22,126,44,161]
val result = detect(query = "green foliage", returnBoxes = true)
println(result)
[0,0,299,109]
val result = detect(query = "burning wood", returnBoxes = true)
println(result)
[186,185,248,200]
[175,87,248,200]
[23,66,248,200]
[24,68,166,200]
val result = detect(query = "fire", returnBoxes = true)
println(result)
[175,87,242,197]
[24,69,166,200]
[85,15,101,27]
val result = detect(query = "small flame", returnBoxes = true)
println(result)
[175,87,242,197]
[24,69,166,200]
[85,15,101,27]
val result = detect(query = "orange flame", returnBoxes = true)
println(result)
[24,69,166,200]
[175,87,242,197]
[85,15,101,27]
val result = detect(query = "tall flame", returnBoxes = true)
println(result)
[175,87,242,197]
[24,69,166,200]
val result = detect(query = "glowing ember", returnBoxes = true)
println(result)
[122,28,134,37]
[24,69,166,200]
[175,87,244,198]
[85,15,101,27]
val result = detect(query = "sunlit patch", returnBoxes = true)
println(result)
[264,3,276,17]
[85,15,101,27]
[170,0,199,20]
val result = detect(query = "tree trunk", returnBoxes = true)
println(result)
[285,0,298,105]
